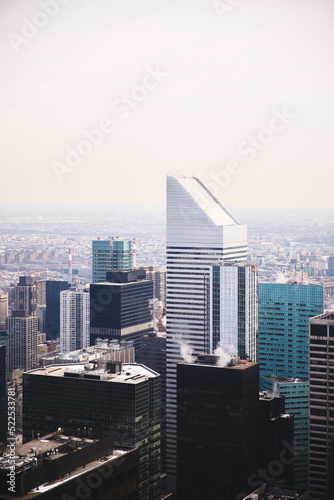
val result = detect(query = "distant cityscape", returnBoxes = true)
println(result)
[0,181,334,499]
[1,205,333,307]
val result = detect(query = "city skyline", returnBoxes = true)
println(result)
[1,0,334,208]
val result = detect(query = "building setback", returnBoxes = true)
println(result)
[23,362,161,500]
[166,175,247,491]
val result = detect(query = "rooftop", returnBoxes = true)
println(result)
[26,363,159,383]
[0,431,133,499]
[182,354,257,370]
[264,375,308,384]
[174,176,240,226]
[310,310,334,322]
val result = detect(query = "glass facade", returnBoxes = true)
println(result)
[92,239,134,283]
[258,282,323,489]
[89,280,154,358]
[23,364,161,500]
[261,376,309,488]
[210,262,257,361]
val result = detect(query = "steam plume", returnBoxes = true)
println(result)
[180,342,194,363]
[214,343,235,367]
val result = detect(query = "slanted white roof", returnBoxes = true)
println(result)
[176,177,239,226]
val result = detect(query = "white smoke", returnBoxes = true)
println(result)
[180,342,194,364]
[162,315,166,328]
[214,345,231,367]
[214,343,236,367]
[272,380,279,396]
[276,272,287,284]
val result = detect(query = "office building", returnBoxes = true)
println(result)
[243,484,309,500]
[138,265,166,308]
[6,316,38,372]
[177,355,294,499]
[258,282,323,380]
[92,237,134,283]
[209,261,257,360]
[0,293,8,325]
[23,362,161,500]
[6,277,38,372]
[259,391,295,487]
[0,430,139,499]
[13,276,37,316]
[166,175,247,489]
[60,285,90,353]
[0,332,7,443]
[327,255,334,277]
[177,355,258,499]
[36,280,69,339]
[258,281,323,488]
[90,270,153,359]
[309,312,334,500]
[261,376,309,488]
[141,332,167,472]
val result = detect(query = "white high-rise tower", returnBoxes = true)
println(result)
[166,176,247,490]
[60,285,90,353]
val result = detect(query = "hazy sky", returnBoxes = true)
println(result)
[1,0,334,207]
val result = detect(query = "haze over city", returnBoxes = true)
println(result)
[1,0,334,207]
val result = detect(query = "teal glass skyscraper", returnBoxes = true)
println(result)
[259,282,323,380]
[92,237,134,283]
[258,281,323,489]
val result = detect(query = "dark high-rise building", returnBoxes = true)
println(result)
[23,362,161,500]
[90,270,153,360]
[0,430,139,499]
[36,280,69,339]
[309,312,334,500]
[0,332,7,443]
[177,355,259,500]
[141,332,167,472]
[259,392,295,487]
